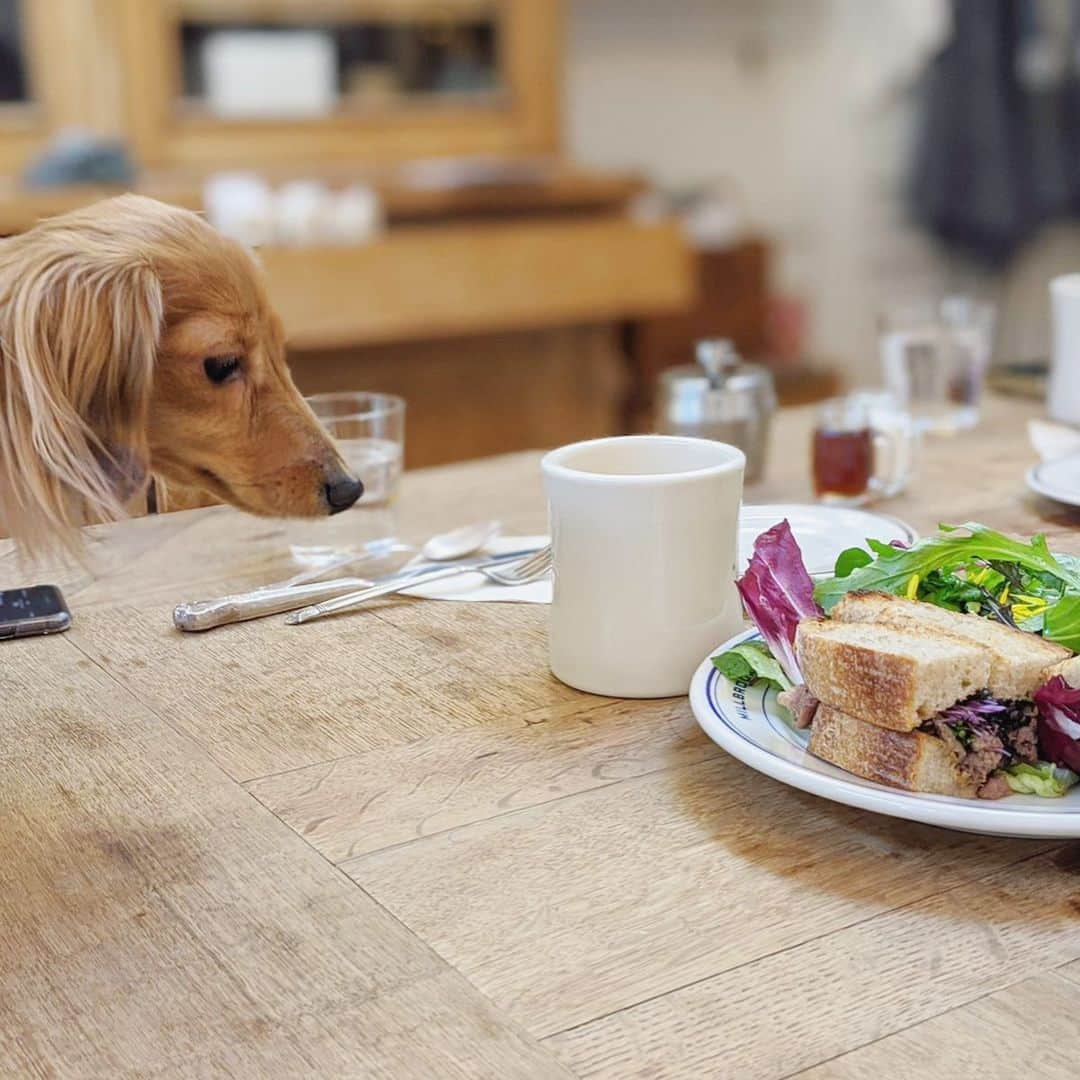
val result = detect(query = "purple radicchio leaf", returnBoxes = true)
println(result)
[736,519,822,684]
[940,695,1007,727]
[1033,676,1080,773]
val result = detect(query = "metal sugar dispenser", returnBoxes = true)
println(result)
[656,339,776,483]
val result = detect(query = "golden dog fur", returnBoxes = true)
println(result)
[0,194,360,555]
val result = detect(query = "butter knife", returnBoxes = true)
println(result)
[174,576,374,632]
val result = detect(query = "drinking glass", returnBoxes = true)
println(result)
[879,297,995,435]
[306,392,405,504]
[813,392,917,505]
[288,392,405,566]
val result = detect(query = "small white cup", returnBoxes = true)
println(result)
[1049,274,1080,425]
[542,435,745,698]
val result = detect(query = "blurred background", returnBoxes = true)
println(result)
[1,0,1076,469]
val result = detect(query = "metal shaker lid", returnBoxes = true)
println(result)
[659,339,776,418]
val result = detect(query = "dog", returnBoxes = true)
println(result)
[0,194,362,555]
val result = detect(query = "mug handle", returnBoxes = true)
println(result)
[869,416,918,499]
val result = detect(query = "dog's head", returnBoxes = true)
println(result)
[0,194,361,554]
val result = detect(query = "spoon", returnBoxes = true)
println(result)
[420,520,501,562]
[280,520,503,589]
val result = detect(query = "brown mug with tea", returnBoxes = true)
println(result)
[813,392,918,505]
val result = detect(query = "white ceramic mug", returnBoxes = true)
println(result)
[1049,274,1080,425]
[541,436,745,698]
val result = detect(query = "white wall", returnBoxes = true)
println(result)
[564,0,1008,382]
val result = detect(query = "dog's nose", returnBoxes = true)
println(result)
[324,476,363,514]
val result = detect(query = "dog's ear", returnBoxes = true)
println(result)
[0,252,163,556]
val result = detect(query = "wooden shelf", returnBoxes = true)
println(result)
[0,164,644,235]
[260,216,694,350]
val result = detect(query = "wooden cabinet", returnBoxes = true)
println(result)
[1,1,560,171]
[117,0,559,169]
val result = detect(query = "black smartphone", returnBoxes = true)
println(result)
[0,585,72,640]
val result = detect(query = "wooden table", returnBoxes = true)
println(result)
[4,395,1080,1078]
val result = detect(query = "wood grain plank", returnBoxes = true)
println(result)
[0,633,571,1078]
[246,697,716,861]
[546,845,1080,1079]
[793,974,1080,1079]
[345,755,1061,1038]
[1059,955,1080,986]
[64,600,584,779]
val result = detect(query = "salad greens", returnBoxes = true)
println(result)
[1033,676,1080,772]
[735,519,821,685]
[815,522,1080,651]
[716,518,1080,799]
[711,641,793,693]
[1004,762,1079,797]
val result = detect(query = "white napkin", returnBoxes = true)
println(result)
[1029,418,1080,462]
[402,535,552,604]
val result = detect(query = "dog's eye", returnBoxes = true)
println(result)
[203,356,242,385]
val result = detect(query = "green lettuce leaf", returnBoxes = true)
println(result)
[814,522,1080,612]
[711,641,793,692]
[1004,761,1079,798]
[1043,595,1080,652]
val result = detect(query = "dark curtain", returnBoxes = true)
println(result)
[911,0,1080,265]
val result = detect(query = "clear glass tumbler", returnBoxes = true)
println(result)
[306,392,405,504]
[288,392,406,566]
[879,297,995,435]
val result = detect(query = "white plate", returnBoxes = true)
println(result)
[690,628,1080,838]
[738,504,917,575]
[1027,455,1080,508]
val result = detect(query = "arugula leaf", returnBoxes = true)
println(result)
[711,641,793,692]
[814,522,1080,612]
[1004,761,1079,798]
[833,547,872,578]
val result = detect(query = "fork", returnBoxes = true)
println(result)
[284,546,552,626]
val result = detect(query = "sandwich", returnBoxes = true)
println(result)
[780,592,1072,799]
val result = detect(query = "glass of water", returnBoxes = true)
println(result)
[307,392,405,504]
[288,392,406,566]
[879,297,995,435]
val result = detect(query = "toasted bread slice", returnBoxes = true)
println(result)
[808,704,979,798]
[831,591,1070,699]
[796,619,990,732]
[1044,655,1080,687]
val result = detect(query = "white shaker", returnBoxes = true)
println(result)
[1048,274,1080,424]
[541,435,745,698]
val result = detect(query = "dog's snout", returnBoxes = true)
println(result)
[324,476,363,514]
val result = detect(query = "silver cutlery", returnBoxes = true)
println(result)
[420,519,501,561]
[273,520,503,589]
[174,576,375,632]
[285,546,552,626]
[173,542,548,632]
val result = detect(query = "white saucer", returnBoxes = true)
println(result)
[1027,455,1080,508]
[738,504,918,576]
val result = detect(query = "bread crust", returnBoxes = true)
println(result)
[831,591,1071,699]
[796,619,990,731]
[808,704,978,798]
